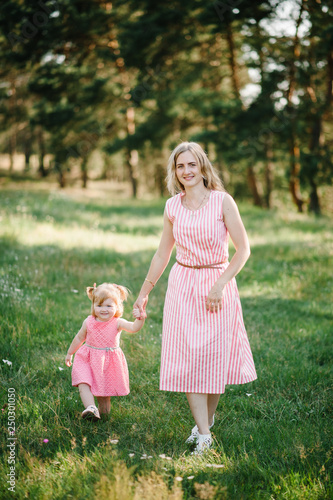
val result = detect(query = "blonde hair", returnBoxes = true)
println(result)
[86,282,129,318]
[166,142,224,196]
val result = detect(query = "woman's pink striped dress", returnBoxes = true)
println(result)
[160,190,257,394]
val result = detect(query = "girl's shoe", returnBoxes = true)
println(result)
[191,433,212,455]
[81,405,100,421]
[185,415,215,444]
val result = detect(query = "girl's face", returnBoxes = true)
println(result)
[94,298,117,322]
[175,151,203,189]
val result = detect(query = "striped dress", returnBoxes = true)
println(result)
[160,190,257,394]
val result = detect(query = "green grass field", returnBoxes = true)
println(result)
[0,180,332,499]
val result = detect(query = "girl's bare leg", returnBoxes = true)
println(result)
[96,396,111,414]
[78,384,95,408]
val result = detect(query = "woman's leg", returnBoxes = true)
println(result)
[186,393,221,433]
[208,394,220,426]
[186,393,210,435]
[96,396,111,414]
[78,384,95,408]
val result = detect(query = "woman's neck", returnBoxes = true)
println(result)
[184,184,209,202]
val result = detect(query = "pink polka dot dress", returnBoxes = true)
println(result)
[71,315,129,396]
[160,190,257,394]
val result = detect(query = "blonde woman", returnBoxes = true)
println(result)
[134,142,257,453]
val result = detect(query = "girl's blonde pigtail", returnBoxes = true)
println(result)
[86,286,95,301]
[113,284,129,302]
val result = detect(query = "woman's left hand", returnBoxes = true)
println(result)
[206,283,225,313]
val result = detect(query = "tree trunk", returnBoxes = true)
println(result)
[287,0,305,212]
[81,157,88,188]
[9,136,15,172]
[126,148,138,198]
[24,136,31,172]
[289,140,304,213]
[247,165,262,207]
[155,162,166,197]
[126,106,138,198]
[38,128,47,177]
[264,135,274,209]
[225,20,241,101]
[309,178,320,214]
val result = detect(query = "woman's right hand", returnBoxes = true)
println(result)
[133,295,148,320]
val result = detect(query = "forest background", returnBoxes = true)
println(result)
[0,0,332,213]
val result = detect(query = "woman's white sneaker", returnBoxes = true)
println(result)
[185,415,215,444]
[191,433,212,455]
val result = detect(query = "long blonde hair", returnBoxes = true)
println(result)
[166,142,224,196]
[86,283,129,318]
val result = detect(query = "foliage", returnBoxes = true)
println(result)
[0,0,332,207]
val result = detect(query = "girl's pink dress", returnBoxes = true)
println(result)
[160,190,257,394]
[71,315,129,396]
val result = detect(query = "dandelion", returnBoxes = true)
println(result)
[43,439,49,443]
[2,359,12,366]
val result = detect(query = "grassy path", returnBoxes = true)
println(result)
[0,183,332,499]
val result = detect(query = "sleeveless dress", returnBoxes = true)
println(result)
[71,315,129,397]
[160,190,257,394]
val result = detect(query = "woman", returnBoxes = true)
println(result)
[133,142,257,454]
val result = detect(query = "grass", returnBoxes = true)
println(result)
[0,180,332,499]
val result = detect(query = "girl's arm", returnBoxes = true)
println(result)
[65,319,88,367]
[133,209,175,318]
[207,194,250,311]
[117,315,145,334]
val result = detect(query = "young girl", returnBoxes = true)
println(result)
[65,282,145,421]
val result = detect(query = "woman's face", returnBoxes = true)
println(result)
[175,151,203,189]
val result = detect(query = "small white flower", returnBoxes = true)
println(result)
[71,289,79,294]
[159,454,166,459]
[128,453,135,458]
[58,367,64,371]
[175,477,183,482]
[187,476,195,480]
[212,464,224,468]
[246,393,252,397]
[2,359,12,366]
[110,439,119,444]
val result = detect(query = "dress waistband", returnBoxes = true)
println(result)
[176,259,228,269]
[85,344,119,351]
